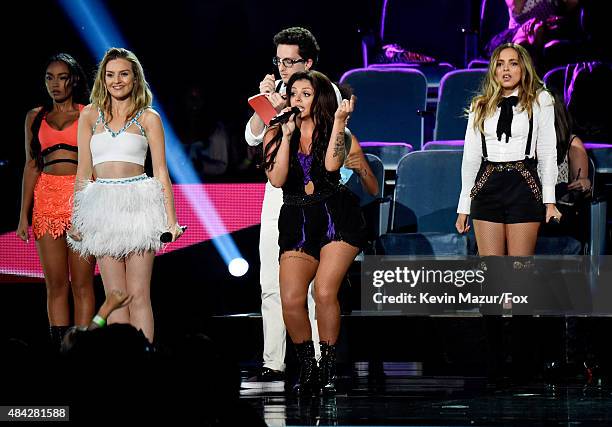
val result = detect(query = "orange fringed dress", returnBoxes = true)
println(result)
[32,106,82,239]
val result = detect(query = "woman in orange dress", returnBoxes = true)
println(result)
[17,53,95,350]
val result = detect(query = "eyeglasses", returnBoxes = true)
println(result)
[272,57,306,68]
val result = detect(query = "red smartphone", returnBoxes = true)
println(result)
[248,94,278,126]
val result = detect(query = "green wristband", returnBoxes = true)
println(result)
[92,314,106,328]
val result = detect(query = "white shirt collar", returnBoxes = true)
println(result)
[503,88,520,98]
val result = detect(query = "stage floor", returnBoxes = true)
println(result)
[240,365,612,426]
[1,281,611,425]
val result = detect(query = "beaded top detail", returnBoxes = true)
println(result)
[90,108,149,167]
[93,108,147,138]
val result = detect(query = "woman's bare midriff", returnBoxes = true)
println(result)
[42,149,78,175]
[94,161,145,179]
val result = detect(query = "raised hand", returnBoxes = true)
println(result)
[567,177,591,193]
[259,74,276,94]
[107,289,132,310]
[335,95,356,124]
[276,106,297,137]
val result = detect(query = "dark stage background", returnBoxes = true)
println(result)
[0,0,477,293]
[2,7,612,424]
[2,0,478,188]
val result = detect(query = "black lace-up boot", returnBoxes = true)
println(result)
[49,326,70,353]
[318,341,337,395]
[293,340,318,396]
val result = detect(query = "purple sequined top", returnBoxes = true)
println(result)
[297,152,313,185]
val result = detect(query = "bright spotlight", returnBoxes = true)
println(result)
[228,258,249,277]
[59,0,248,270]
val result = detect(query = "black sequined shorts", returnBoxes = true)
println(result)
[278,187,366,261]
[470,159,545,224]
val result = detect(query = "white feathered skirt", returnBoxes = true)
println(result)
[68,174,167,258]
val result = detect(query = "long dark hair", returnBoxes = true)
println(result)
[30,53,90,170]
[552,91,572,165]
[262,70,338,173]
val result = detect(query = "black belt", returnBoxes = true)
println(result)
[41,143,78,157]
[283,187,340,206]
[471,157,541,201]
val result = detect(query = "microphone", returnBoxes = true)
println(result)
[269,107,300,126]
[160,225,187,243]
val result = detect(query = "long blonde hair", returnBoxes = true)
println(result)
[90,47,153,122]
[471,43,545,133]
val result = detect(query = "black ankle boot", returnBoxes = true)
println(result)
[293,340,318,395]
[318,341,337,395]
[49,326,70,353]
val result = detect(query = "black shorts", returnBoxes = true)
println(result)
[470,159,545,224]
[278,187,366,260]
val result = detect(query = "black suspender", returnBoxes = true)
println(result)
[480,130,487,159]
[524,115,534,156]
[481,116,533,159]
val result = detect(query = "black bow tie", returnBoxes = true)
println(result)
[497,96,519,143]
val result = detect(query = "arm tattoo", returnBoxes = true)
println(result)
[332,131,345,159]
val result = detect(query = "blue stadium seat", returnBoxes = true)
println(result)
[378,150,469,256]
[422,140,464,151]
[543,65,569,102]
[344,154,385,208]
[360,142,413,171]
[434,69,486,141]
[586,143,612,255]
[535,236,583,255]
[369,63,456,90]
[340,68,427,149]
[468,59,489,69]
[344,154,388,251]
[586,143,612,174]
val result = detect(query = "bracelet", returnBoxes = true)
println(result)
[92,314,106,328]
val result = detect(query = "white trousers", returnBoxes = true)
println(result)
[260,182,319,372]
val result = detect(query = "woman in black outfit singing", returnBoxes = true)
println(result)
[263,70,366,395]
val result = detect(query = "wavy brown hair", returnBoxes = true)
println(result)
[472,43,546,133]
[90,47,152,122]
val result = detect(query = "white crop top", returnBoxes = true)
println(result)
[90,108,149,167]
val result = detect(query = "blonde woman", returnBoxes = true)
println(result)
[456,43,561,256]
[68,48,183,343]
